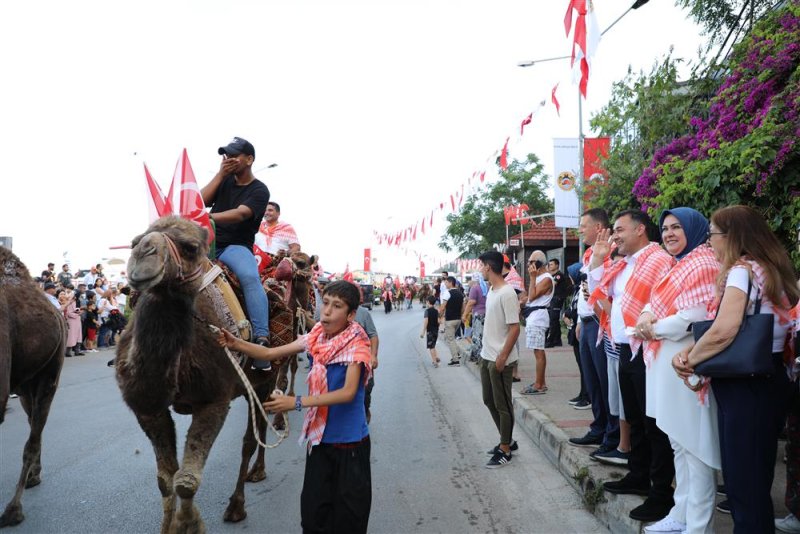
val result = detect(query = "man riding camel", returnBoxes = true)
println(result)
[253,201,301,271]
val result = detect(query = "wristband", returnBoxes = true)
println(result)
[295,396,302,411]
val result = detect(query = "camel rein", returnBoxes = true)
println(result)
[203,321,289,450]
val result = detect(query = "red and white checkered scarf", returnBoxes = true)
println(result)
[299,321,372,450]
[642,245,719,367]
[588,243,675,358]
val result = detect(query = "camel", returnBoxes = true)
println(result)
[115,216,307,533]
[0,246,65,528]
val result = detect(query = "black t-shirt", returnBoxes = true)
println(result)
[444,288,464,321]
[210,175,270,252]
[424,307,439,332]
[552,271,571,301]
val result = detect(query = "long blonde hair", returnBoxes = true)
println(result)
[711,205,799,307]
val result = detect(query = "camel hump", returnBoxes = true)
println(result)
[0,246,32,282]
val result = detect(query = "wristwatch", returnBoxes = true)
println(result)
[295,395,303,411]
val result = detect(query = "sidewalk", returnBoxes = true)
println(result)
[456,337,790,533]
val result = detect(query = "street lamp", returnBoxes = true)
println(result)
[517,0,651,256]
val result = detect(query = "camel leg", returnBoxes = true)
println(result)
[245,383,272,484]
[0,355,61,528]
[273,364,289,432]
[135,410,179,534]
[225,405,260,522]
[286,355,298,397]
[171,402,229,534]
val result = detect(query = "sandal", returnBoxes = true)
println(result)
[521,384,547,395]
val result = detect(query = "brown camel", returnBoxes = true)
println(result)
[0,246,65,528]
[116,216,303,533]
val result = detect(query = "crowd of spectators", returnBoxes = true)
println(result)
[37,262,129,358]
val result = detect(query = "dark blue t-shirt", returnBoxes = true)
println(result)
[320,363,369,444]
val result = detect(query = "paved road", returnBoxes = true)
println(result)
[1,308,604,533]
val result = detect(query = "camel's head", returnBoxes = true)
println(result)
[127,216,209,292]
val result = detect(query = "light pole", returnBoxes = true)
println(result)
[517,0,651,258]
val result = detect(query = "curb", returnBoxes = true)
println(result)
[458,340,644,534]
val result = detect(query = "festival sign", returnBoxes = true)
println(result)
[553,138,581,229]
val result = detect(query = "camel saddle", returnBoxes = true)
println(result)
[211,260,296,349]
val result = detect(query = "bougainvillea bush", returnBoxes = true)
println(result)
[635,0,800,268]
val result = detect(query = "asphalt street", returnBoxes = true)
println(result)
[1,307,603,533]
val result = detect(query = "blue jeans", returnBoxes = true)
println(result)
[579,318,619,447]
[218,245,269,338]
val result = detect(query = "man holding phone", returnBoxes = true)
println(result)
[201,137,272,368]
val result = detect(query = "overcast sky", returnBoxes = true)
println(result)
[0,0,704,277]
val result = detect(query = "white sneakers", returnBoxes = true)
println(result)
[643,517,686,534]
[776,513,800,533]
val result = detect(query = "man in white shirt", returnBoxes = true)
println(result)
[590,210,676,524]
[254,201,300,260]
[478,250,520,469]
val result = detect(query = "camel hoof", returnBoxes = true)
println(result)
[173,471,200,499]
[223,500,247,523]
[25,474,41,489]
[0,504,24,528]
[245,468,266,483]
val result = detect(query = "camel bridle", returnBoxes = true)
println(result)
[160,232,204,285]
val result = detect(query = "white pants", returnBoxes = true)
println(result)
[668,438,716,534]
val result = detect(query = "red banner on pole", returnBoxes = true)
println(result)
[419,260,425,279]
[583,137,610,179]
[364,248,371,272]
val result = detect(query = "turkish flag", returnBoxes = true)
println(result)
[500,137,510,170]
[551,84,561,116]
[419,260,425,279]
[364,248,371,272]
[166,149,215,244]
[144,163,169,223]
[520,112,533,136]
[584,137,611,179]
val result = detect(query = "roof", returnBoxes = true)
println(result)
[508,218,579,247]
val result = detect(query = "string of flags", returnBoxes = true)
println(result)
[372,0,602,250]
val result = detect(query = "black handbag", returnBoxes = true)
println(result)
[691,278,775,378]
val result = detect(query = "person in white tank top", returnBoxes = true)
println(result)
[522,250,554,395]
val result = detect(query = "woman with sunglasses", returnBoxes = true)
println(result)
[673,205,799,532]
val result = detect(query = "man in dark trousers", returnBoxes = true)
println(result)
[202,137,272,368]
[545,258,570,347]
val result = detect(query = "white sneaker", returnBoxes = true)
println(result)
[643,517,686,533]
[776,513,800,533]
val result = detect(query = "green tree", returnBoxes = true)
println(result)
[587,52,706,213]
[439,154,553,256]
[676,0,775,43]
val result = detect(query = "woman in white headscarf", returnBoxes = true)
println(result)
[463,271,488,361]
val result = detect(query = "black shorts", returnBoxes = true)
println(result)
[426,331,438,349]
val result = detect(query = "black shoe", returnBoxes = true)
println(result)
[512,377,521,382]
[107,359,115,367]
[568,433,603,447]
[485,450,512,469]
[251,337,272,371]
[715,499,731,514]
[573,399,592,410]
[447,359,460,366]
[602,476,650,496]
[568,395,582,405]
[629,499,672,522]
[65,352,73,358]
[487,440,519,455]
[588,443,615,459]
[716,484,726,496]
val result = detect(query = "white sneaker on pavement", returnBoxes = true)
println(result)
[776,513,800,533]
[643,517,686,533]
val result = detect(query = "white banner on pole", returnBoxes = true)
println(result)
[553,138,580,229]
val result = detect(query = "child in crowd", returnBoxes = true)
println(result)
[217,280,373,534]
[420,295,440,367]
[84,302,100,352]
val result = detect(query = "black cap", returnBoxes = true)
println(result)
[218,137,255,158]
[44,282,56,290]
